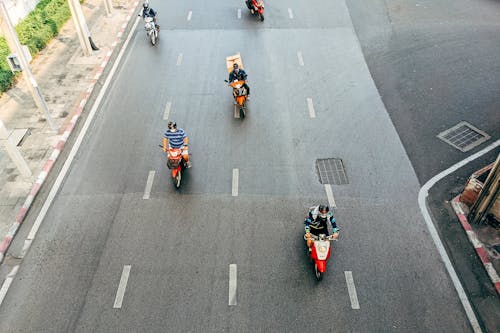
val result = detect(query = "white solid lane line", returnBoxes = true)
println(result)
[307,98,316,118]
[324,184,337,208]
[176,53,183,66]
[297,51,304,66]
[143,170,155,199]
[344,271,360,309]
[232,169,239,196]
[238,8,241,19]
[0,265,19,306]
[20,16,142,259]
[163,101,172,120]
[229,264,237,306]
[113,265,132,309]
[418,139,499,333]
[288,8,294,19]
[187,11,192,21]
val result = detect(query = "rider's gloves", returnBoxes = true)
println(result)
[333,228,338,233]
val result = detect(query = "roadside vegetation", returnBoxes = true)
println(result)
[0,0,76,93]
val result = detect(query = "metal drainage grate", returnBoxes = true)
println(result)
[437,121,490,152]
[316,158,348,185]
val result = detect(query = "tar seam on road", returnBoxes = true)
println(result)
[232,169,239,196]
[176,53,183,66]
[17,16,141,261]
[237,8,241,19]
[163,101,172,120]
[344,271,360,309]
[307,98,316,118]
[297,51,304,66]
[0,265,19,306]
[324,184,337,208]
[229,264,237,306]
[288,8,294,19]
[143,170,155,199]
[187,11,192,21]
[418,139,499,333]
[113,265,132,308]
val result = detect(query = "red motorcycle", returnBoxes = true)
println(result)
[305,233,337,281]
[246,0,264,21]
[166,147,186,188]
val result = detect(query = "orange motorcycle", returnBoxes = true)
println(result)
[166,147,186,188]
[225,53,248,119]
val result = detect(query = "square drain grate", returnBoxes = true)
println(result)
[316,158,348,185]
[437,121,490,152]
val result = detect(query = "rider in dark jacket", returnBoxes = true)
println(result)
[228,63,250,96]
[304,205,339,250]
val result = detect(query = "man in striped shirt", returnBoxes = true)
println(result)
[163,121,191,168]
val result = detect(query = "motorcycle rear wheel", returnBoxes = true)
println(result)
[259,13,264,21]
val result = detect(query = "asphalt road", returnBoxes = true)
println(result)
[0,0,482,332]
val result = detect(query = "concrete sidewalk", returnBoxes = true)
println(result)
[0,0,140,263]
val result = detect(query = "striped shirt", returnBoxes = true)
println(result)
[164,128,187,148]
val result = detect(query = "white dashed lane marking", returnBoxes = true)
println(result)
[297,51,304,66]
[232,169,239,196]
[238,8,241,19]
[324,184,336,208]
[163,101,172,120]
[143,170,155,199]
[176,53,183,66]
[345,271,360,309]
[113,265,132,309]
[288,8,294,19]
[307,98,316,118]
[187,11,192,21]
[229,264,237,305]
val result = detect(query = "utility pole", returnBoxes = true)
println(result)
[68,0,98,55]
[0,0,57,131]
[0,120,32,177]
[103,0,113,16]
[469,153,500,224]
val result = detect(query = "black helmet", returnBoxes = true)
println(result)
[168,121,177,130]
[143,2,149,9]
[318,205,329,218]
[233,63,239,69]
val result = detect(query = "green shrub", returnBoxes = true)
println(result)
[0,0,74,93]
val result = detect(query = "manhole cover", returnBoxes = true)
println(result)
[316,158,348,185]
[437,121,490,152]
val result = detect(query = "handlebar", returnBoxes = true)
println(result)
[304,234,338,241]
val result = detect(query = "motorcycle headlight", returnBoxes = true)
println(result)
[319,246,327,253]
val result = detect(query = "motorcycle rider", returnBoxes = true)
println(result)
[139,2,159,30]
[245,0,260,13]
[304,205,339,250]
[163,121,191,168]
[228,63,250,97]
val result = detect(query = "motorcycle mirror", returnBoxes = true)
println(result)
[224,79,228,83]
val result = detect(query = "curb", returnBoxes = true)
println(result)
[451,195,500,296]
[0,2,139,265]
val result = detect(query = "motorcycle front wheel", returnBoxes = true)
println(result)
[173,170,181,188]
[314,264,323,281]
[239,107,246,119]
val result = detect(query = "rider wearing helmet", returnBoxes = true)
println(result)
[304,205,338,249]
[228,63,251,97]
[140,2,158,28]
[163,121,191,168]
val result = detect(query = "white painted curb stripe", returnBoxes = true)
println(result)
[288,8,294,19]
[143,170,155,199]
[0,265,19,306]
[19,16,142,259]
[418,139,499,333]
[229,264,237,305]
[484,263,500,284]
[466,230,482,249]
[237,8,241,19]
[297,51,304,66]
[324,184,337,208]
[176,53,183,66]
[187,11,192,21]
[344,271,360,309]
[113,265,131,308]
[232,169,239,196]
[163,101,172,120]
[307,98,316,118]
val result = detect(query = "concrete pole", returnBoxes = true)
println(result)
[68,0,92,55]
[0,120,32,177]
[103,0,113,16]
[0,1,57,132]
[469,154,500,224]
